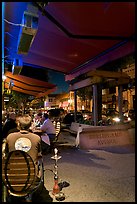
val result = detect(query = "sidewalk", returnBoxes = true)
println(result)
[33,131,135,202]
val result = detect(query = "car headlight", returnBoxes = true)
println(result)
[113,117,120,122]
[128,117,131,121]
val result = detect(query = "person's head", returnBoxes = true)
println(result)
[9,112,16,121]
[41,113,49,122]
[37,112,42,117]
[37,112,42,119]
[17,114,32,130]
[43,113,49,119]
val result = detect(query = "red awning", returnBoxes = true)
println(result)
[4,2,135,80]
[4,71,57,97]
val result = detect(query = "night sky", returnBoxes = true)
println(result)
[20,65,69,94]
[48,70,69,94]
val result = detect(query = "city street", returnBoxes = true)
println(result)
[32,131,135,202]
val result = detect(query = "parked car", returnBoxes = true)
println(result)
[80,110,92,120]
[98,108,130,126]
[61,112,84,130]
[47,108,66,122]
[123,109,135,121]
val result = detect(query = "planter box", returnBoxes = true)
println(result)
[79,124,132,149]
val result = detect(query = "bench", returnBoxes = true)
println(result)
[62,122,80,135]
[63,122,92,136]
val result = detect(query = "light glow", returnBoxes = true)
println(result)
[2,75,7,81]
[113,117,120,122]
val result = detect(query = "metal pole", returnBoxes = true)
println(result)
[2,2,5,111]
[118,85,123,121]
[2,2,5,77]
[74,90,77,122]
[92,84,98,126]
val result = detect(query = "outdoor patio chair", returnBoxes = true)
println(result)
[53,120,61,141]
[2,149,44,202]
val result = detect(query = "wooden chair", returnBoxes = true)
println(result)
[53,120,61,141]
[2,150,44,202]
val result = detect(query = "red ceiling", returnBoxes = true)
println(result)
[4,2,135,82]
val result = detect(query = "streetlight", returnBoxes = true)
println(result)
[2,75,7,110]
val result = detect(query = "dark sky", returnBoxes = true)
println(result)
[48,70,69,94]
[20,65,69,94]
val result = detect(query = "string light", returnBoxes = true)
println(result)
[4,18,29,28]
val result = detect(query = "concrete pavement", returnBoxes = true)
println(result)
[32,130,135,202]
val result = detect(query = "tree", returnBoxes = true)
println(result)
[77,86,92,110]
[7,91,32,113]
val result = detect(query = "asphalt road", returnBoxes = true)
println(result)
[31,130,135,202]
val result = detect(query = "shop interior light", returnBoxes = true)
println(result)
[2,75,7,81]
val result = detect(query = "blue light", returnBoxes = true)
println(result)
[5,2,28,61]
[2,2,5,76]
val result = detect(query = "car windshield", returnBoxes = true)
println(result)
[48,109,64,116]
[106,109,119,116]
[63,112,83,124]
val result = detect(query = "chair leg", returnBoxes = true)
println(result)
[25,194,32,202]
[2,184,8,202]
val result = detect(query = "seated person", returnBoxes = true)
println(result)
[2,114,42,176]
[2,112,17,139]
[33,112,43,127]
[30,112,43,132]
[7,114,22,134]
[40,113,56,153]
